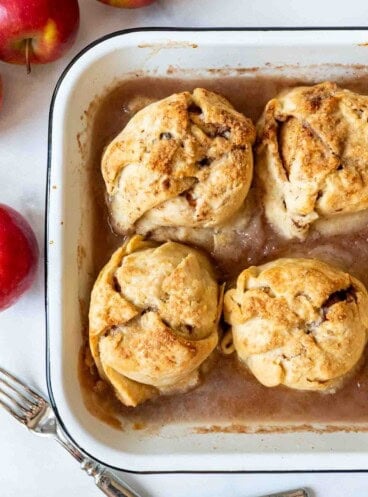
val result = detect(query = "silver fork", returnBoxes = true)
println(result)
[0,366,310,497]
[0,366,140,497]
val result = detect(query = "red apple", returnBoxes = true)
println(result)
[0,0,79,70]
[97,0,155,8]
[0,204,39,311]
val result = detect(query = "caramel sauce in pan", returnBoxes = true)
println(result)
[79,73,368,432]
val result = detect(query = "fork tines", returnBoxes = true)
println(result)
[0,367,45,424]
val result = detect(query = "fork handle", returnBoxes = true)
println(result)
[81,460,141,497]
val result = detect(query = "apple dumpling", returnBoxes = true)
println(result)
[89,236,221,407]
[223,257,368,392]
[256,82,368,240]
[101,88,255,236]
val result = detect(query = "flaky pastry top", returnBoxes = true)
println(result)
[256,82,368,239]
[102,88,255,235]
[89,236,221,407]
[224,257,368,392]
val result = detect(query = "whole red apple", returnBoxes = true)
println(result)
[0,204,39,311]
[0,0,79,69]
[97,0,155,8]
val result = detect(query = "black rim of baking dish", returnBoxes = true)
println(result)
[46,26,368,475]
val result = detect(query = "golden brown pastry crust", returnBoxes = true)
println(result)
[224,258,368,392]
[89,236,221,407]
[256,82,368,239]
[101,88,255,235]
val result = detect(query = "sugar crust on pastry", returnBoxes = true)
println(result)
[89,235,221,407]
[101,88,255,235]
[224,257,368,392]
[256,82,368,239]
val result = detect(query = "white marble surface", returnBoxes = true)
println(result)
[1,0,368,495]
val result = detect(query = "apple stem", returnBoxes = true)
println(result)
[25,38,31,74]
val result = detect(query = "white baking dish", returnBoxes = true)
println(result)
[46,28,368,473]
